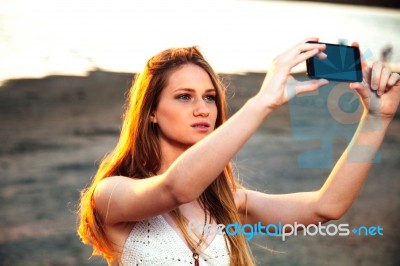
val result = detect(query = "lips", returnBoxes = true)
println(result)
[191,122,210,132]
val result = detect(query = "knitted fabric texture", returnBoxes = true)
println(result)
[120,215,229,265]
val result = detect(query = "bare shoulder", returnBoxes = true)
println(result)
[91,174,180,224]
[95,176,133,194]
[93,176,134,218]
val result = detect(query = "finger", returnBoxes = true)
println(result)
[291,48,320,67]
[379,67,391,94]
[291,42,326,67]
[276,39,326,71]
[296,78,329,95]
[316,52,327,60]
[297,42,326,53]
[299,37,319,45]
[349,82,370,99]
[371,61,383,93]
[387,72,400,87]
[349,65,372,99]
[351,41,368,72]
[275,39,324,66]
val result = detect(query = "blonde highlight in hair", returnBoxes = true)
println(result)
[77,46,255,265]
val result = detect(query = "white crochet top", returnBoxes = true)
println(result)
[120,215,230,265]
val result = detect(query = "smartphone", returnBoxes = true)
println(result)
[306,41,362,82]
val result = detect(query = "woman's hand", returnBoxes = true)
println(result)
[349,42,400,121]
[257,37,328,111]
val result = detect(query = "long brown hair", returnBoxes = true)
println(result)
[77,46,255,265]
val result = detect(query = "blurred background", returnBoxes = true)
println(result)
[0,0,399,265]
[0,0,399,83]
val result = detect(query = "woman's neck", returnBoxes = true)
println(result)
[157,137,192,175]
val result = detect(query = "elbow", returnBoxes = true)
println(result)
[173,191,196,205]
[313,191,352,222]
[164,175,199,205]
[315,198,348,222]
[315,203,348,222]
[169,185,195,205]
[316,210,342,222]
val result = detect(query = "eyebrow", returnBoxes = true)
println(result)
[173,88,216,93]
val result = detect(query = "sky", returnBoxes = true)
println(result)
[0,0,399,83]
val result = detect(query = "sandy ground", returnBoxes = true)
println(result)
[0,70,399,266]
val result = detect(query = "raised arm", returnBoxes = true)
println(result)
[94,38,328,225]
[238,44,400,227]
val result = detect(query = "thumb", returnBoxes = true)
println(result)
[349,82,370,99]
[349,82,363,90]
[295,79,329,95]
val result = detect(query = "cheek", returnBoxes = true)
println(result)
[155,103,185,128]
[211,105,218,127]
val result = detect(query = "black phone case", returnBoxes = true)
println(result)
[306,42,362,83]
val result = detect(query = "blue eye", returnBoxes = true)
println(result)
[204,95,216,102]
[176,94,191,101]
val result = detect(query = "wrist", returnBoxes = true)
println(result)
[362,111,392,123]
[360,112,391,132]
[248,95,276,118]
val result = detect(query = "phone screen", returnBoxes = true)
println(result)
[306,42,362,82]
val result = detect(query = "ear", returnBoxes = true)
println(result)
[150,112,157,123]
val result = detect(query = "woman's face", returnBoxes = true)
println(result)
[152,63,218,148]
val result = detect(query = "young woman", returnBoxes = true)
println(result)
[77,38,400,265]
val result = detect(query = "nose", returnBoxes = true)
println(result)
[193,98,210,117]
